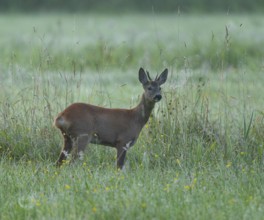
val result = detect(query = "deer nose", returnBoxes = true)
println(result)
[154,94,162,102]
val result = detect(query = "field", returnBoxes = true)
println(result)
[1,13,264,219]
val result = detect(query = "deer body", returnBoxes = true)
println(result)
[55,68,168,169]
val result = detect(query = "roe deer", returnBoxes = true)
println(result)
[54,67,168,169]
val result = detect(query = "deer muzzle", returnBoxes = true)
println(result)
[154,94,162,102]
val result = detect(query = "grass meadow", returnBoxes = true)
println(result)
[1,13,264,219]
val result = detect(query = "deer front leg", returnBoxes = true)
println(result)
[116,140,135,170]
[117,147,127,170]
[56,133,73,166]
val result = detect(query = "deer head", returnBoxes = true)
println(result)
[139,67,168,103]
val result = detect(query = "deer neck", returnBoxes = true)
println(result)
[135,94,155,126]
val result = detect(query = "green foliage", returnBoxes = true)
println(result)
[3,37,264,72]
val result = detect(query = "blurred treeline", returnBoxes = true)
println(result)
[1,0,263,13]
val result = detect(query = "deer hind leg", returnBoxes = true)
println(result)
[56,133,73,166]
[70,134,91,162]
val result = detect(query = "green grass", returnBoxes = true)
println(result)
[1,13,264,219]
[1,161,263,220]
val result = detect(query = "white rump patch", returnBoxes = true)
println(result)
[55,117,65,127]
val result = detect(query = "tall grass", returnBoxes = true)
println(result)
[1,64,263,168]
[1,14,264,72]
[1,32,263,72]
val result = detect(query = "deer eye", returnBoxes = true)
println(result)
[148,87,152,91]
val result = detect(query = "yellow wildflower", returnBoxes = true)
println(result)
[184,185,191,190]
[105,187,110,192]
[226,161,232,168]
[65,184,71,190]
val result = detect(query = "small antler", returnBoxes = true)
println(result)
[146,71,152,81]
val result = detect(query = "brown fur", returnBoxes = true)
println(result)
[54,67,168,169]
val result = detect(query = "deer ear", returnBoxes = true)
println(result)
[139,68,148,85]
[157,68,168,85]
